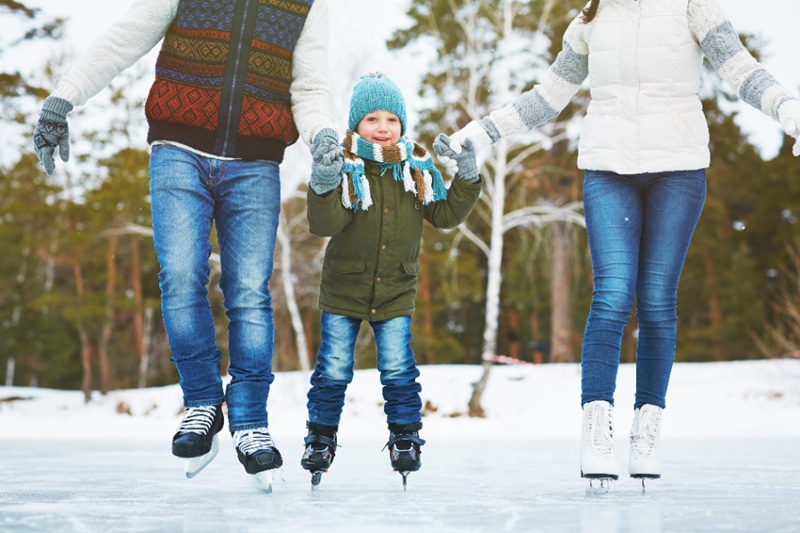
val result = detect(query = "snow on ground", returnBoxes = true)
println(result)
[1,360,799,532]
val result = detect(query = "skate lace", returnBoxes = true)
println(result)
[631,408,661,456]
[177,406,217,435]
[233,427,276,455]
[588,403,614,455]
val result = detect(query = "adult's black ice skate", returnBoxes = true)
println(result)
[300,422,338,490]
[384,422,426,491]
[172,405,224,479]
[232,427,283,493]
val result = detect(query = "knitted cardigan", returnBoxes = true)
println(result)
[51,0,334,159]
[145,0,313,160]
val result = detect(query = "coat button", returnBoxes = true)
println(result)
[380,244,387,251]
[376,277,382,283]
[371,309,377,315]
[384,207,390,214]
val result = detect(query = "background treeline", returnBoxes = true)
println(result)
[1,0,799,403]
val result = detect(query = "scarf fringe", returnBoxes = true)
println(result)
[340,131,446,211]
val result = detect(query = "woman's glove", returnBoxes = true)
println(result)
[33,96,73,175]
[778,100,800,157]
[309,128,344,195]
[433,134,480,184]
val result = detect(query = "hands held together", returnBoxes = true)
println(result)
[309,128,345,195]
[432,133,480,184]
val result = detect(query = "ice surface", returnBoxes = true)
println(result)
[2,360,799,531]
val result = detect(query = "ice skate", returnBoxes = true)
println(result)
[300,422,338,490]
[172,405,224,479]
[580,400,620,493]
[629,404,663,491]
[232,427,283,493]
[384,423,425,491]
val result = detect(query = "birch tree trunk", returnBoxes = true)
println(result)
[277,213,310,371]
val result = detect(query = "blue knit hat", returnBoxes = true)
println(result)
[348,72,407,136]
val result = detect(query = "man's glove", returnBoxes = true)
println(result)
[778,99,800,157]
[33,96,74,175]
[309,128,344,195]
[433,134,480,183]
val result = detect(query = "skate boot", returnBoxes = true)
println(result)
[172,404,224,479]
[580,400,620,493]
[300,421,338,490]
[384,422,425,491]
[629,404,663,490]
[232,427,283,493]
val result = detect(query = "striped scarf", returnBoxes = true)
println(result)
[340,131,447,212]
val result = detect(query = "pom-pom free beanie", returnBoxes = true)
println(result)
[348,72,407,136]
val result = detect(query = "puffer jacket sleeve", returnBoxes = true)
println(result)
[307,187,353,237]
[423,175,482,230]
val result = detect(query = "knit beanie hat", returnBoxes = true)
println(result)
[348,72,407,136]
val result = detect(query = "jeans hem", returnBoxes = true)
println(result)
[229,420,270,433]
[184,398,224,408]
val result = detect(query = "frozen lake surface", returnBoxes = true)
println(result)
[2,438,797,532]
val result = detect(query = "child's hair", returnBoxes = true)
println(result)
[581,0,599,23]
[348,72,407,136]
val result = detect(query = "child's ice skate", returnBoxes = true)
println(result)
[384,422,425,491]
[172,405,224,479]
[232,427,283,493]
[300,422,338,490]
[580,400,620,494]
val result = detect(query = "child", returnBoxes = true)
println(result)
[301,73,482,487]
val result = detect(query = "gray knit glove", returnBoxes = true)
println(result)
[433,134,480,183]
[33,96,74,175]
[309,128,344,195]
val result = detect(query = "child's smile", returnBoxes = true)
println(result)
[356,110,402,146]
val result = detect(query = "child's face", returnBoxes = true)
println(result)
[356,110,402,146]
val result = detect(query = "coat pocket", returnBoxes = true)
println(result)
[329,256,366,274]
[401,260,420,275]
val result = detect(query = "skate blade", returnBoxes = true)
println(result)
[583,475,615,495]
[310,471,325,490]
[251,470,275,493]
[183,435,219,479]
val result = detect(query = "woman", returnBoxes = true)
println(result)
[434,0,800,486]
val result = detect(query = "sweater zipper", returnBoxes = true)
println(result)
[221,0,251,156]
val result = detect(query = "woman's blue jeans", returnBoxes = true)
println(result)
[307,312,422,427]
[581,169,706,409]
[149,144,281,431]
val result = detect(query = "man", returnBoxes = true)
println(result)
[33,0,343,489]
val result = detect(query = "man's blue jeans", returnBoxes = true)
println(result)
[149,143,280,431]
[581,169,706,409]
[307,312,422,427]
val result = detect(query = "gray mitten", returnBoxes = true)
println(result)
[310,128,344,195]
[433,134,480,183]
[33,96,73,175]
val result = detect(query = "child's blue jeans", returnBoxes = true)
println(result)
[581,169,706,409]
[307,312,422,427]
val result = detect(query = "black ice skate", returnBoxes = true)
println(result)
[300,422,338,490]
[232,427,283,493]
[384,422,426,491]
[172,405,224,479]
